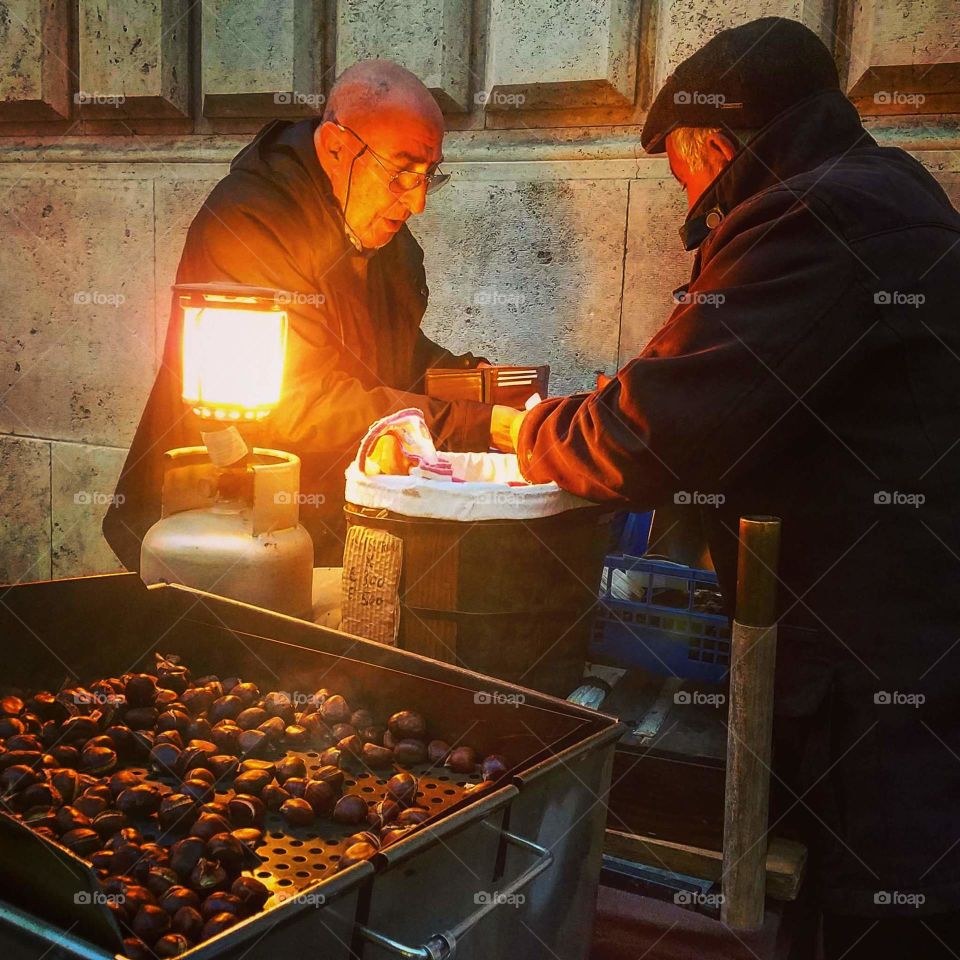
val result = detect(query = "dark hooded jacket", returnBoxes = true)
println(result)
[519,89,960,914]
[104,119,491,568]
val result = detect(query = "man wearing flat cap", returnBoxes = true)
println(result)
[509,16,960,957]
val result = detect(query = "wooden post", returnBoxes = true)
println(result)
[721,516,781,930]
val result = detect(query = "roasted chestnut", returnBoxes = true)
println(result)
[380,825,412,846]
[108,826,144,849]
[169,836,207,877]
[17,781,61,810]
[312,764,345,791]
[56,805,93,833]
[180,778,215,804]
[388,710,426,741]
[49,768,81,803]
[132,903,171,944]
[109,770,142,797]
[199,801,230,818]
[283,777,307,799]
[190,812,232,842]
[21,805,58,831]
[61,827,100,856]
[229,683,260,706]
[112,840,144,875]
[158,793,198,831]
[90,848,115,872]
[92,809,128,839]
[159,884,201,914]
[392,739,427,766]
[171,905,203,941]
[427,740,451,765]
[320,695,351,725]
[124,675,158,708]
[200,911,237,939]
[280,797,314,826]
[210,721,241,753]
[235,707,268,730]
[183,767,216,786]
[125,707,159,731]
[227,794,265,828]
[189,858,228,895]
[257,716,286,743]
[156,709,191,733]
[186,718,213,742]
[330,723,356,742]
[122,936,153,960]
[445,746,478,774]
[332,794,368,825]
[207,754,239,780]
[231,827,263,847]
[261,691,295,724]
[117,784,163,818]
[385,772,418,807]
[208,696,243,724]
[283,725,310,748]
[303,780,337,817]
[261,784,291,811]
[236,729,267,757]
[274,756,306,783]
[80,744,117,775]
[319,747,342,768]
[200,891,243,919]
[146,866,181,897]
[367,798,400,830]
[233,769,271,796]
[150,742,182,775]
[339,840,378,868]
[155,933,191,957]
[206,833,247,872]
[154,729,184,750]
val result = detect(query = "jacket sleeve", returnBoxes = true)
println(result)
[182,203,492,455]
[517,189,863,505]
[413,330,490,374]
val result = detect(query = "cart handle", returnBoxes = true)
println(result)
[357,829,554,959]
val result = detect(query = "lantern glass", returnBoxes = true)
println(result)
[181,299,287,421]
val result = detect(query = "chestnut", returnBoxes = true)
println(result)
[155,933,191,957]
[199,801,231,818]
[320,695,351,725]
[132,904,171,944]
[184,767,216,786]
[0,695,24,716]
[388,710,427,741]
[229,682,260,705]
[92,810,128,839]
[332,794,368,825]
[345,830,380,848]
[360,725,386,745]
[156,656,190,695]
[61,716,99,743]
[235,707,268,730]
[445,746,479,774]
[206,833,247,872]
[159,884,201,914]
[180,688,213,716]
[22,805,58,831]
[283,725,310,748]
[0,717,24,740]
[189,858,228,895]
[156,709,191,733]
[90,849,115,873]
[231,827,263,847]
[201,892,243,919]
[274,756,306,783]
[150,742,182,776]
[397,806,431,826]
[280,797,314,827]
[258,716,286,743]
[49,744,81,767]
[158,793,198,831]
[169,836,207,877]
[112,840,144,875]
[201,912,237,939]
[124,884,160,912]
[337,735,364,760]
[171,906,203,941]
[80,745,117,775]
[17,781,61,810]
[190,812,232,842]
[380,825,412,846]
[155,729,184,750]
[319,747,342,768]
[146,866,181,897]
[180,778,215,804]
[124,675,158,708]
[261,784,291,811]
[262,691,295,724]
[7,734,42,753]
[117,784,163,818]
[303,780,337,817]
[227,794,265,828]
[56,805,92,833]
[299,713,334,747]
[231,875,270,914]
[61,827,100,856]
[237,758,275,777]
[312,765,345,792]
[233,769,271,796]
[427,740,451,765]
[50,768,81,803]
[107,770,140,797]
[367,798,400,830]
[481,755,509,781]
[1,750,43,771]
[283,777,307,799]
[330,723,356,742]
[208,696,243,724]
[125,707,159,731]
[210,722,241,753]
[236,729,267,757]
[392,739,427,766]
[123,937,153,960]
[385,772,418,807]
[108,826,144,849]
[186,718,213,742]
[383,730,396,750]
[339,840,378,868]
[207,755,239,780]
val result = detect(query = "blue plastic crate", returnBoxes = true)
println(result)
[590,554,731,683]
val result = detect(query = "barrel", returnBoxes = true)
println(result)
[344,502,614,698]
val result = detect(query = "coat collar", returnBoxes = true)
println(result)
[680,89,875,251]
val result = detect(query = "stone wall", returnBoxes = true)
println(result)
[1,0,959,583]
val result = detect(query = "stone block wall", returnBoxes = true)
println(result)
[1,0,959,583]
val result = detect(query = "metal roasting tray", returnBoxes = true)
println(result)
[0,573,624,960]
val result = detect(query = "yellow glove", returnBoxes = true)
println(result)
[364,434,413,476]
[490,405,527,453]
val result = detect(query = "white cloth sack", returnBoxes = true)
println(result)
[344,451,594,521]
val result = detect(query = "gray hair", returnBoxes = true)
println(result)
[667,127,757,173]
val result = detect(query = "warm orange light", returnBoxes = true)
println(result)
[179,289,288,421]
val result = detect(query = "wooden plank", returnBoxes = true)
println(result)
[604,828,807,903]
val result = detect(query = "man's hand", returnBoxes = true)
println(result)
[490,405,527,453]
[364,434,413,475]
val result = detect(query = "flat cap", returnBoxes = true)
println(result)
[641,17,840,154]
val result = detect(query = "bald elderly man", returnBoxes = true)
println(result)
[105,60,512,568]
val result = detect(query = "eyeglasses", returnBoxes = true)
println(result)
[336,122,450,195]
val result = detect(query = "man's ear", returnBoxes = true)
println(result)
[706,131,740,164]
[316,120,347,161]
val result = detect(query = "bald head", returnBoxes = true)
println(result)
[324,59,443,133]
[314,59,446,251]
